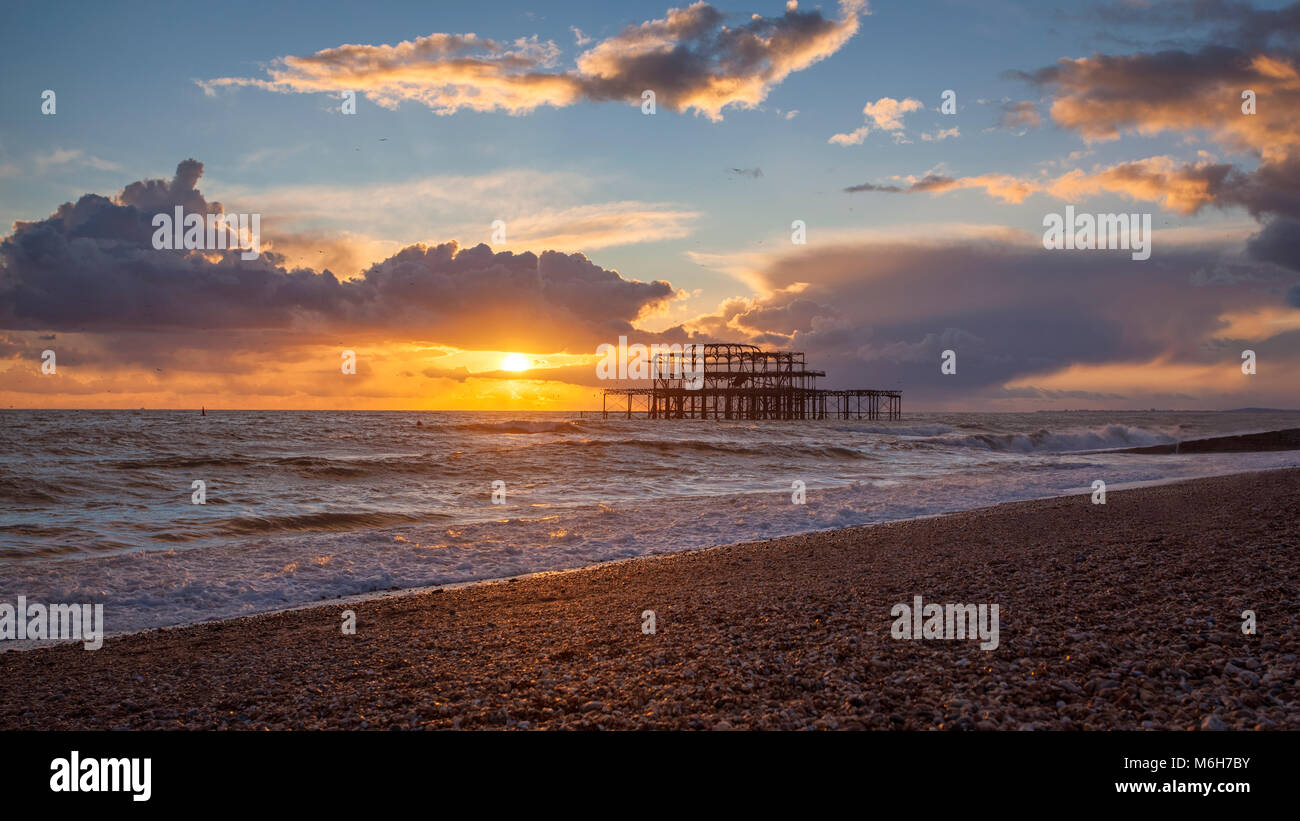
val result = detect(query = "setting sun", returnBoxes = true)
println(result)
[500,353,531,372]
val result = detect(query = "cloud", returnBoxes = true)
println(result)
[920,127,960,141]
[493,202,699,252]
[861,96,923,130]
[213,168,698,272]
[199,1,866,121]
[1011,48,1300,163]
[830,95,923,145]
[260,228,404,278]
[425,360,610,387]
[1089,0,1300,51]
[842,180,901,193]
[844,172,1036,202]
[995,100,1041,130]
[846,154,1255,214]
[731,297,834,335]
[1247,217,1300,271]
[848,16,1300,273]
[199,34,577,115]
[678,230,1300,407]
[992,385,1128,401]
[0,162,678,356]
[9,163,1298,409]
[1007,35,1300,270]
[32,148,121,174]
[1046,156,1239,213]
[1000,45,1300,225]
[828,125,870,146]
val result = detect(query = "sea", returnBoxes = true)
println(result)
[2,409,1298,638]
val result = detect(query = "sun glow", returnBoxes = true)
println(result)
[500,352,531,372]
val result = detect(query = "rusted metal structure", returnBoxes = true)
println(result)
[601,343,900,420]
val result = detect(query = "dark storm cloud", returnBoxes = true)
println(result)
[0,162,676,353]
[733,298,831,335]
[1246,218,1300,271]
[689,236,1294,404]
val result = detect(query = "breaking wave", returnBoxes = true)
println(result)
[921,424,1177,453]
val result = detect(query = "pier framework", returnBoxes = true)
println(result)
[601,343,900,421]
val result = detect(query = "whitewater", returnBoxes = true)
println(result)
[1,409,1297,638]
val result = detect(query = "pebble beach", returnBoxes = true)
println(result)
[1,469,1296,730]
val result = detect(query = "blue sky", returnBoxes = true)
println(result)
[1,0,1241,293]
[2,1,1299,409]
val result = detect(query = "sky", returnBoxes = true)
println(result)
[2,0,1300,410]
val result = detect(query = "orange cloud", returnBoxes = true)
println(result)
[1040,51,1300,163]
[200,1,866,120]
[848,157,1235,213]
[200,34,582,115]
[1044,156,1234,214]
[850,44,1300,229]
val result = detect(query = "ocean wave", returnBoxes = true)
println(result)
[921,424,1176,453]
[445,419,585,434]
[209,510,452,537]
[508,437,872,459]
[828,424,955,436]
[275,455,464,479]
[104,453,462,479]
[0,474,73,504]
[109,454,260,470]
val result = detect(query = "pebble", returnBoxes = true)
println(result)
[2,471,1297,732]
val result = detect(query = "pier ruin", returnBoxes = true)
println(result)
[601,343,900,421]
